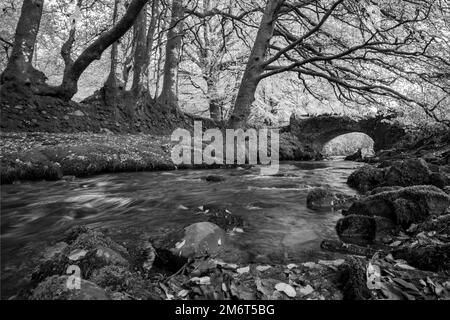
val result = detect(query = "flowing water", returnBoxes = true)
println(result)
[1,160,363,298]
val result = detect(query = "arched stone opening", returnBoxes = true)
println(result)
[322,132,375,158]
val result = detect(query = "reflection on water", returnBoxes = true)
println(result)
[1,161,363,296]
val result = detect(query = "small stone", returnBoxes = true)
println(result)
[287,263,298,269]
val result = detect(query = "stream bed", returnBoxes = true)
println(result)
[1,160,363,298]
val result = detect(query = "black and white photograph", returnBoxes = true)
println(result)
[0,0,449,309]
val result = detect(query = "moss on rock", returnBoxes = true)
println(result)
[345,185,450,228]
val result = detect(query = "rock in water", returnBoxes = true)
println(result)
[160,222,226,259]
[345,149,362,161]
[345,185,450,228]
[336,215,396,245]
[347,165,384,193]
[306,187,356,210]
[347,158,450,193]
[202,175,226,182]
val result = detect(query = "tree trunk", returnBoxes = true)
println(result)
[158,0,184,109]
[144,0,159,90]
[206,76,221,121]
[0,0,45,87]
[227,0,283,128]
[103,0,121,106]
[42,0,149,101]
[131,4,147,95]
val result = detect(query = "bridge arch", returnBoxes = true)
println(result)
[288,114,406,155]
[322,132,374,157]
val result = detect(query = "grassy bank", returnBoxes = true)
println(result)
[0,132,176,184]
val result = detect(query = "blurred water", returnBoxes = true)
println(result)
[0,160,363,297]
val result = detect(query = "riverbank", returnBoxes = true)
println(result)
[0,132,177,184]
[0,130,321,184]
[11,205,450,300]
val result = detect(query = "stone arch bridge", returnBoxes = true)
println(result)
[286,114,406,155]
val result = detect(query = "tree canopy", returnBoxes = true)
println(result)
[1,0,449,127]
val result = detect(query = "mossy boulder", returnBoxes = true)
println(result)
[384,158,432,187]
[31,275,109,300]
[347,159,450,193]
[392,243,450,272]
[336,215,396,245]
[345,185,450,228]
[347,165,384,193]
[31,226,131,287]
[90,265,159,299]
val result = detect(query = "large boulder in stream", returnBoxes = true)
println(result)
[347,158,450,193]
[155,222,226,262]
[306,188,356,211]
[336,185,450,245]
[345,185,450,227]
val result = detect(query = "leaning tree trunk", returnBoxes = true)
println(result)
[0,0,45,88]
[157,0,184,109]
[228,0,283,129]
[41,0,149,101]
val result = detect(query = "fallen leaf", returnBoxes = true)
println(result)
[275,283,296,298]
[237,266,250,274]
[256,265,271,272]
[390,241,402,247]
[175,240,186,249]
[298,285,314,296]
[68,249,87,261]
[190,276,211,285]
[177,290,189,298]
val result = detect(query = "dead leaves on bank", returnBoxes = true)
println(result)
[152,257,344,301]
[364,253,450,300]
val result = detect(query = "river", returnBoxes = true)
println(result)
[1,160,363,298]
